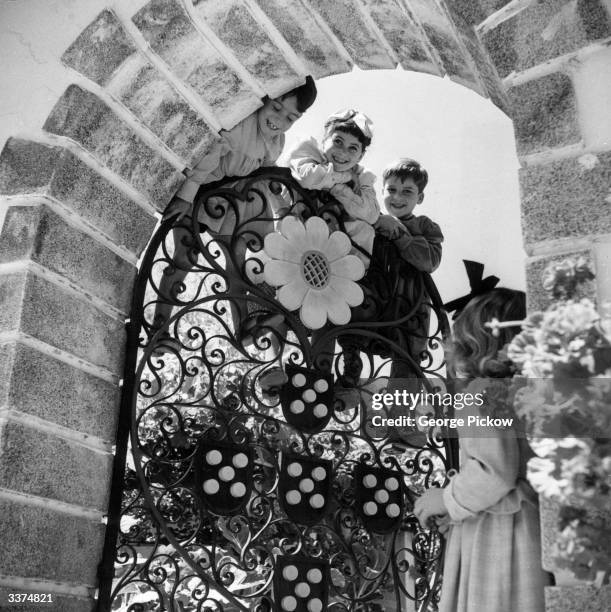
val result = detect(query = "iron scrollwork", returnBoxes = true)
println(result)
[98,168,457,612]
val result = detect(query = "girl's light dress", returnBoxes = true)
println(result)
[176,113,284,236]
[440,378,552,612]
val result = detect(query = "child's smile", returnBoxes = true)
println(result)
[322,130,364,171]
[258,95,301,139]
[383,176,424,219]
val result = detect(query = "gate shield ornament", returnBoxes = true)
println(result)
[279,364,334,433]
[279,453,332,525]
[273,555,329,612]
[355,464,405,533]
[193,441,253,515]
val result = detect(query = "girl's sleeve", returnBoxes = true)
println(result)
[393,217,443,273]
[443,421,520,522]
[288,138,347,189]
[332,169,380,224]
[175,136,230,202]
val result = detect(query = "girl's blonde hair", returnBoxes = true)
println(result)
[449,288,526,378]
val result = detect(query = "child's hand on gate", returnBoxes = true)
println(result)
[375,214,404,239]
[413,487,448,528]
[163,196,192,221]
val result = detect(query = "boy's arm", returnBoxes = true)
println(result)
[393,217,443,273]
[289,138,351,189]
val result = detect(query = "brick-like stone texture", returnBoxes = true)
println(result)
[483,0,611,78]
[62,9,218,165]
[308,0,396,69]
[0,499,104,585]
[193,0,301,96]
[0,205,135,312]
[256,0,351,77]
[525,250,596,311]
[520,151,611,246]
[133,0,260,127]
[0,271,125,374]
[62,9,138,85]
[545,585,611,612]
[0,589,95,612]
[0,421,112,510]
[43,85,182,210]
[0,139,157,255]
[407,0,481,90]
[0,342,120,439]
[360,0,441,74]
[510,72,580,155]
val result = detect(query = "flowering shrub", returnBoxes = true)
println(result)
[506,257,611,581]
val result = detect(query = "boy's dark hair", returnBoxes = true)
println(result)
[323,118,372,149]
[279,75,317,113]
[383,158,428,193]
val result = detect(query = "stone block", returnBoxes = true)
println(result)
[0,342,120,440]
[407,0,481,90]
[192,0,301,96]
[525,250,596,311]
[0,205,135,312]
[0,421,112,510]
[133,0,260,127]
[456,20,511,113]
[61,9,138,86]
[43,85,182,210]
[545,585,611,611]
[359,0,441,74]
[0,139,157,255]
[0,271,125,375]
[308,0,396,69]
[0,499,104,584]
[444,0,487,26]
[510,72,580,155]
[107,58,218,165]
[520,151,611,246]
[62,10,218,165]
[0,589,95,612]
[256,0,350,77]
[483,0,611,78]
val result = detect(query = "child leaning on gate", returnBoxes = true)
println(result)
[150,77,317,348]
[287,108,390,267]
[414,288,552,612]
[339,159,444,391]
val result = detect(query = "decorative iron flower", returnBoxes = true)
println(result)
[263,216,365,329]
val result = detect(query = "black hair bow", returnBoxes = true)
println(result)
[443,260,500,319]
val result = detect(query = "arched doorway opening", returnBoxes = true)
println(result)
[97,66,523,612]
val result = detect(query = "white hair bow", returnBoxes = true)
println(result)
[327,109,373,139]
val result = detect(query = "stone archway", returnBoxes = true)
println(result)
[0,1,610,610]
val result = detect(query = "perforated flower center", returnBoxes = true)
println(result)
[301,251,330,289]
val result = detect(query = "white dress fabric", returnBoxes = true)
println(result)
[440,379,552,612]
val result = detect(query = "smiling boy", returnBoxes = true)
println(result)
[380,158,443,274]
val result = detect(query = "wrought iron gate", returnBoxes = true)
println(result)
[97,168,457,612]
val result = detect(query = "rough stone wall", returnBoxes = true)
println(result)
[0,1,608,611]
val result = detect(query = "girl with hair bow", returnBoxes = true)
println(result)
[287,108,399,266]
